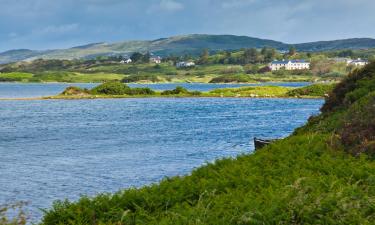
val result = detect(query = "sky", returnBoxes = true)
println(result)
[1,0,375,52]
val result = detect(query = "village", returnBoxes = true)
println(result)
[117,50,369,72]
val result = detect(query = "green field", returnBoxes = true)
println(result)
[0,62,335,84]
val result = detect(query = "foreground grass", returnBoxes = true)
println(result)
[40,134,375,225]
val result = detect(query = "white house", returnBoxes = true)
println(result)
[120,58,132,64]
[150,56,162,64]
[347,58,368,67]
[269,60,310,71]
[176,61,195,68]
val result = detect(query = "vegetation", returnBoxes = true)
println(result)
[2,43,372,84]
[208,86,290,97]
[209,74,256,83]
[38,63,375,225]
[0,202,27,225]
[286,83,335,97]
[90,82,154,96]
[161,86,201,96]
[49,82,332,100]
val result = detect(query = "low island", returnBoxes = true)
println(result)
[41,82,334,100]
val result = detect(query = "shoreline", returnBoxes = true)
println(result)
[0,95,324,101]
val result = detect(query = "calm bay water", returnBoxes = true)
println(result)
[0,83,322,223]
[0,82,310,98]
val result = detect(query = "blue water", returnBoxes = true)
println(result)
[0,82,310,98]
[0,83,322,223]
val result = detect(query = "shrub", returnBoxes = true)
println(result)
[322,63,375,112]
[338,92,375,157]
[90,82,130,95]
[126,87,155,95]
[161,86,189,95]
[286,84,335,97]
[61,86,90,96]
[161,86,201,96]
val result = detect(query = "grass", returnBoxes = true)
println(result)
[0,72,125,83]
[45,83,332,100]
[207,86,290,97]
[0,72,33,82]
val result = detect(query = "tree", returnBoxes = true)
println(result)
[198,49,210,64]
[142,52,151,63]
[243,48,260,64]
[288,46,296,56]
[130,52,143,63]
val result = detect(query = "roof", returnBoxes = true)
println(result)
[270,59,308,64]
[351,59,368,63]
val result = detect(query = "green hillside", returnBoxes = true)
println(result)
[1,35,375,64]
[38,63,375,224]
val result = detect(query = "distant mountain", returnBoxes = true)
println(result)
[1,35,375,64]
[294,38,375,52]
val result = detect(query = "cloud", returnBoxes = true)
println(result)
[33,24,79,36]
[1,0,375,51]
[153,0,184,12]
[221,0,259,8]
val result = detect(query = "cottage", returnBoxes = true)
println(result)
[120,58,132,64]
[347,58,368,67]
[176,61,195,68]
[150,56,162,64]
[269,60,310,71]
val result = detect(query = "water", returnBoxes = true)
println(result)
[0,83,323,223]
[0,82,310,98]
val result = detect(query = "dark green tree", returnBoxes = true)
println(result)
[130,52,143,63]
[198,49,210,64]
[288,46,296,56]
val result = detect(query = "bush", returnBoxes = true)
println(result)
[90,82,130,95]
[126,87,155,95]
[61,86,90,96]
[161,86,201,96]
[161,86,189,95]
[287,84,335,97]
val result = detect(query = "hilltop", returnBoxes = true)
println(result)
[1,34,375,64]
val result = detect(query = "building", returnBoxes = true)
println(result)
[347,58,369,67]
[120,58,132,64]
[150,56,162,64]
[176,61,195,68]
[269,60,310,71]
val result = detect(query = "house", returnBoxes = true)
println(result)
[332,57,352,63]
[120,58,132,64]
[347,58,368,67]
[176,61,195,68]
[269,59,310,71]
[150,56,162,64]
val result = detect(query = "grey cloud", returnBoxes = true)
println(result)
[0,0,374,51]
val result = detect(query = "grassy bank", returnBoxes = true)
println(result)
[38,63,375,224]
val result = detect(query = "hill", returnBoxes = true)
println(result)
[38,63,375,224]
[1,35,375,64]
